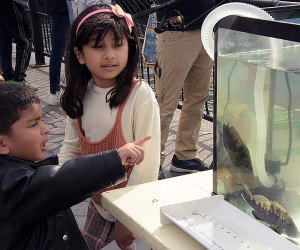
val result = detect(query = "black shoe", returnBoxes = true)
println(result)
[170,155,209,173]
[158,165,166,180]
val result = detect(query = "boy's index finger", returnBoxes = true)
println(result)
[133,136,151,146]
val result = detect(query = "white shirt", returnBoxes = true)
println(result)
[58,79,160,220]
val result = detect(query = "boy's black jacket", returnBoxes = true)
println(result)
[0,150,126,250]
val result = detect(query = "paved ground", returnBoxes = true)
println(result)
[23,52,213,229]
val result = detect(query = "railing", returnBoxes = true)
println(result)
[28,0,213,121]
[28,0,52,65]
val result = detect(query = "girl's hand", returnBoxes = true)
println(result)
[114,220,136,250]
[117,136,151,166]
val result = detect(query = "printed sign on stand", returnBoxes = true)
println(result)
[142,12,157,67]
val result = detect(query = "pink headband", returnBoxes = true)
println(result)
[76,4,134,37]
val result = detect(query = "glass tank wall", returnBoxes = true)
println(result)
[214,16,300,246]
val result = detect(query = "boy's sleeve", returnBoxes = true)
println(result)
[1,150,126,225]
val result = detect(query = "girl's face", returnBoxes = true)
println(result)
[76,31,129,88]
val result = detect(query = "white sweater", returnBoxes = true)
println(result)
[58,80,160,219]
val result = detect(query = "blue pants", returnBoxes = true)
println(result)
[48,12,70,94]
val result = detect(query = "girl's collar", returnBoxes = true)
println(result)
[91,78,117,89]
[89,79,115,93]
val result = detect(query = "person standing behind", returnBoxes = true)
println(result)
[0,0,38,90]
[156,0,215,173]
[77,0,112,14]
[43,0,71,105]
[59,4,160,249]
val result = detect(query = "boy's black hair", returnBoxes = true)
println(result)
[0,84,40,134]
[61,3,141,119]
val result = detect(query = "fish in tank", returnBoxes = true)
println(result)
[241,184,299,238]
[215,35,300,246]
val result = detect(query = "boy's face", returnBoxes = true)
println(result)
[0,103,49,161]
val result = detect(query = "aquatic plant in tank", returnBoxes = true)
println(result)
[213,16,300,246]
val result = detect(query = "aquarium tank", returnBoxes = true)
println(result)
[213,15,300,246]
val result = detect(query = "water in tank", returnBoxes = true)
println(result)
[213,16,300,246]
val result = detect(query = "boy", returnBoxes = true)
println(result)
[0,84,149,249]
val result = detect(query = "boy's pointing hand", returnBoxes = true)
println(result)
[117,136,151,166]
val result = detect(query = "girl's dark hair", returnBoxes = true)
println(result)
[0,84,40,134]
[61,3,141,119]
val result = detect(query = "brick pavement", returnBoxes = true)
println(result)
[23,52,213,229]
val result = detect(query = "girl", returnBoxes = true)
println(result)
[59,3,160,250]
